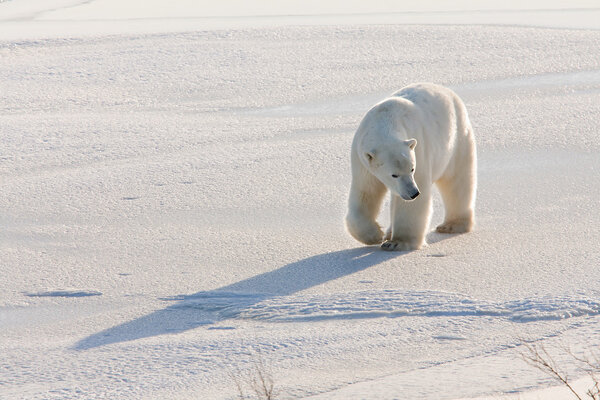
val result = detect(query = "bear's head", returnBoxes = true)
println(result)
[362,138,420,201]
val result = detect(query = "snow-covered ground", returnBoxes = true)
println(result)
[1,1,600,399]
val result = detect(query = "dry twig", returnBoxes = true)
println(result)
[520,340,583,400]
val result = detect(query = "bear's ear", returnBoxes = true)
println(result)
[365,152,375,162]
[405,139,417,150]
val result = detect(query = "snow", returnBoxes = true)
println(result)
[2,0,600,40]
[1,1,600,399]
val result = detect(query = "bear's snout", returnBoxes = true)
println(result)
[410,191,420,200]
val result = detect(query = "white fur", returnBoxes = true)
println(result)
[346,83,477,251]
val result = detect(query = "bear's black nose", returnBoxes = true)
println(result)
[410,191,420,199]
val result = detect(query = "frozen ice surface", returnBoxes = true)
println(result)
[1,1,600,399]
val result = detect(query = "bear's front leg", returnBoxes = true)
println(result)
[383,227,391,241]
[381,190,432,251]
[346,167,388,245]
[346,213,384,245]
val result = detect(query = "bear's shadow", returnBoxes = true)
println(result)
[74,231,453,350]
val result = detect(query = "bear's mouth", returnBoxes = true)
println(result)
[395,181,420,201]
[399,192,419,201]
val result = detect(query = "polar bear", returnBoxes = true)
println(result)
[345,83,476,251]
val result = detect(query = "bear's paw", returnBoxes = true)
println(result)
[436,218,473,234]
[381,240,420,252]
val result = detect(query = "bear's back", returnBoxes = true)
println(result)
[392,83,457,117]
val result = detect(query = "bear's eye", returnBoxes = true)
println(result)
[411,168,415,173]
[392,174,398,178]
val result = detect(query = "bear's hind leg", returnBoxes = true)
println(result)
[436,148,476,234]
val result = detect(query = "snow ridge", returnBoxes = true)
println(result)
[168,290,600,324]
